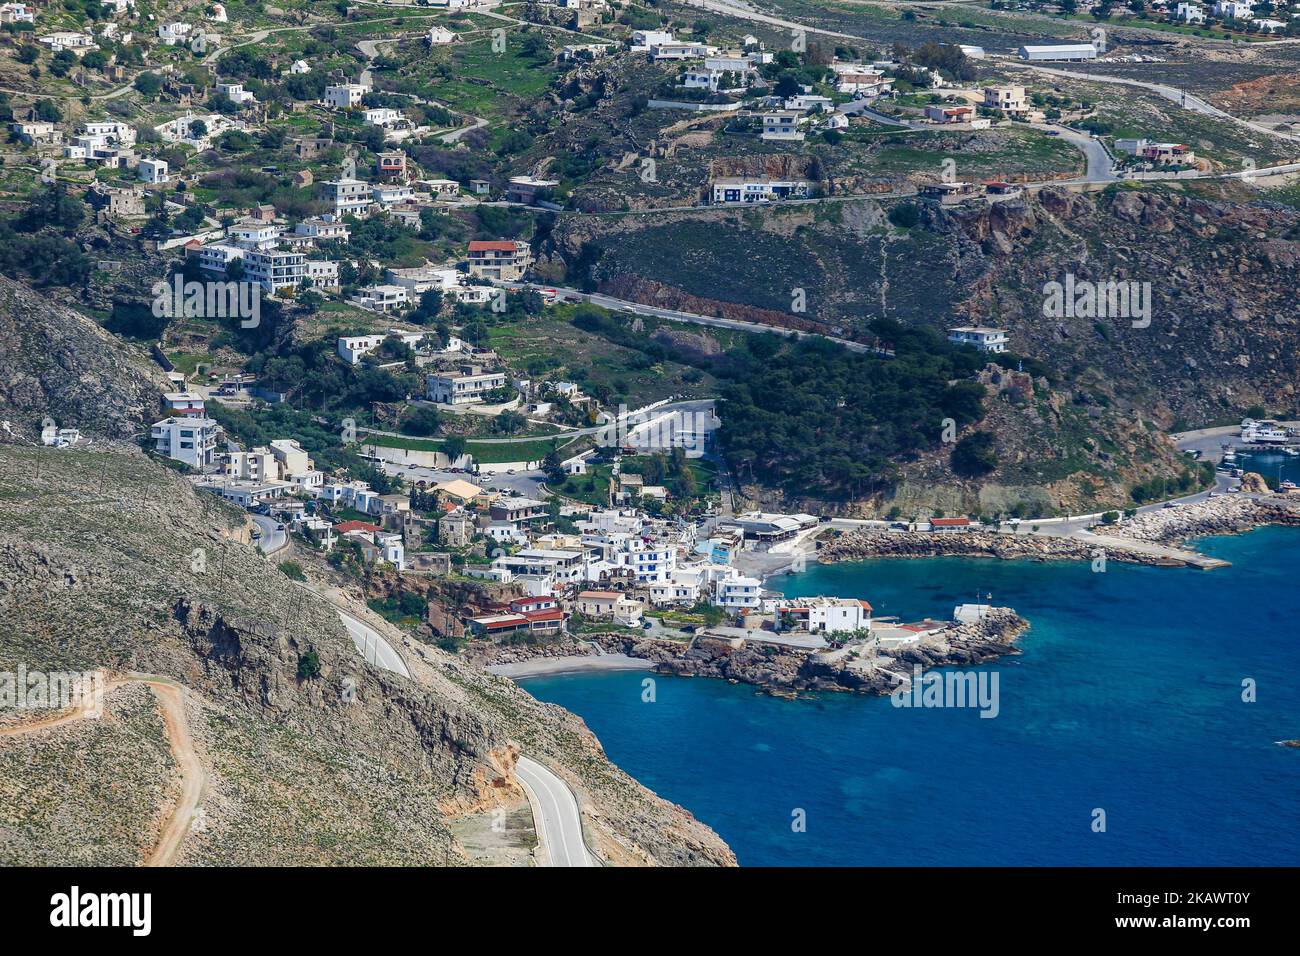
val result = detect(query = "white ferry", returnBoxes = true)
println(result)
[1241,418,1289,445]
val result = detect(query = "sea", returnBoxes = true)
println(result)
[520,527,1300,866]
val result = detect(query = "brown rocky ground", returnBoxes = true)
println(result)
[0,443,734,866]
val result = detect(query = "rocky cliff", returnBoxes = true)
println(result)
[0,276,165,443]
[0,444,734,866]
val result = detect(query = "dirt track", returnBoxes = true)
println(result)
[0,675,206,866]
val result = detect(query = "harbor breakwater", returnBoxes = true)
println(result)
[817,494,1300,568]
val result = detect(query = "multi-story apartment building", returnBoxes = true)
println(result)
[619,543,676,585]
[322,179,374,218]
[228,447,280,482]
[715,574,763,609]
[466,240,532,281]
[242,248,306,293]
[151,417,220,469]
[427,366,509,405]
[488,497,548,526]
[982,85,1028,114]
[760,112,805,142]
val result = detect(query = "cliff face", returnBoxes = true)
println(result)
[951,187,1300,426]
[0,444,734,866]
[0,276,165,443]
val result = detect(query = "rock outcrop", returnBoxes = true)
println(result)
[0,276,165,443]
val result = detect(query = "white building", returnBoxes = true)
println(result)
[138,158,169,184]
[337,329,424,364]
[1017,43,1097,61]
[631,29,675,51]
[304,259,340,291]
[151,417,220,469]
[157,22,193,45]
[714,575,763,610]
[776,596,871,634]
[710,176,811,204]
[761,112,805,142]
[215,82,256,105]
[350,284,409,313]
[228,221,281,249]
[618,542,676,584]
[1174,2,1205,22]
[1213,0,1253,16]
[373,184,414,206]
[947,327,1008,352]
[324,84,368,110]
[573,591,644,626]
[39,33,98,52]
[294,217,351,243]
[1,4,35,24]
[269,439,322,489]
[364,107,405,128]
[196,243,246,277]
[242,248,306,293]
[681,69,724,91]
[427,368,509,405]
[427,26,456,45]
[322,179,374,218]
[228,446,280,482]
[650,41,718,60]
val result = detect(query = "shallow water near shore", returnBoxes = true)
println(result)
[521,527,1300,866]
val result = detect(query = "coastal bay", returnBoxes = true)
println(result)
[521,528,1300,866]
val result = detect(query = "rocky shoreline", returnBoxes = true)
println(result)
[583,609,1029,699]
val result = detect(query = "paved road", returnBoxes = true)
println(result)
[1038,123,1116,183]
[510,282,888,355]
[684,0,859,39]
[514,756,596,867]
[1003,61,1300,145]
[291,580,593,865]
[336,607,414,679]
[250,514,287,554]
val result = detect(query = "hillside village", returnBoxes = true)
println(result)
[0,0,1294,622]
[6,0,1300,881]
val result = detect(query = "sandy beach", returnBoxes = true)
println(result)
[487,653,654,679]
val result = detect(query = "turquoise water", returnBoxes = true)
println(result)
[521,528,1300,866]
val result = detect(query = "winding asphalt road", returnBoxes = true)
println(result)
[246,518,589,864]
[336,607,414,679]
[509,282,890,355]
[514,756,596,867]
[250,514,287,554]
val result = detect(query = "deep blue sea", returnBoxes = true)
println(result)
[521,528,1300,866]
